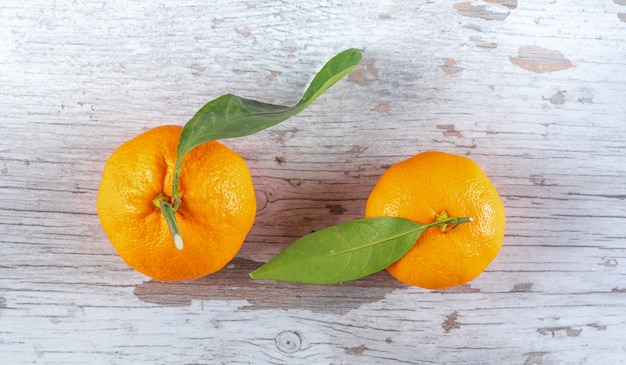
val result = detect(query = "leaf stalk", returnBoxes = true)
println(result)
[153,193,184,250]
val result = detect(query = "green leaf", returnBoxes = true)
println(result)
[176,48,363,170]
[297,48,364,109]
[249,217,425,284]
[157,49,361,248]
[249,215,473,284]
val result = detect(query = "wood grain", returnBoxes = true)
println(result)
[1,0,625,364]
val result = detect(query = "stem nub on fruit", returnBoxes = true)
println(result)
[434,211,472,233]
[153,193,184,250]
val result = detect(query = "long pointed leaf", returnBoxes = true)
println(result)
[249,217,424,284]
[176,48,363,165]
[297,48,364,109]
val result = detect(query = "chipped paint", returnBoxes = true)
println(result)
[544,91,565,105]
[133,258,406,315]
[266,70,282,80]
[442,311,461,332]
[484,0,517,9]
[436,124,463,138]
[347,145,368,156]
[236,25,251,37]
[530,174,545,186]
[618,13,626,22]
[232,69,252,75]
[510,46,574,73]
[537,326,582,337]
[454,2,509,21]
[524,352,548,365]
[470,37,497,49]
[587,323,607,331]
[440,58,463,77]
[373,102,391,113]
[190,63,206,76]
[268,127,298,145]
[463,24,483,32]
[510,282,534,292]
[600,257,618,267]
[344,344,368,355]
[348,59,379,86]
[549,91,566,104]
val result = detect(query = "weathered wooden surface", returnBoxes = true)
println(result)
[1,1,625,364]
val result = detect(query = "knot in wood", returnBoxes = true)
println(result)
[274,330,302,353]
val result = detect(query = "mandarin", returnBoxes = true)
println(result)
[97,125,256,281]
[365,151,505,289]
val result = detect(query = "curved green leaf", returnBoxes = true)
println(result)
[176,48,363,169]
[158,48,362,246]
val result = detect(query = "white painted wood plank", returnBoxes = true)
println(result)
[2,0,625,364]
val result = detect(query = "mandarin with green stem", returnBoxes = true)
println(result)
[365,151,506,289]
[97,125,256,281]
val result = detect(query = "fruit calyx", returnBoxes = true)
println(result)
[153,193,184,250]
[435,211,472,233]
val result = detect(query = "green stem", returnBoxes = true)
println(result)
[153,193,184,250]
[426,213,472,233]
[172,164,182,210]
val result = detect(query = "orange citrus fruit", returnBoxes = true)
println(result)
[365,151,505,289]
[97,125,256,281]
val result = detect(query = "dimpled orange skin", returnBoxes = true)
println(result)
[96,125,256,281]
[365,151,506,289]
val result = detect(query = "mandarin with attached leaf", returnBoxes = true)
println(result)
[365,151,506,289]
[97,125,256,281]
